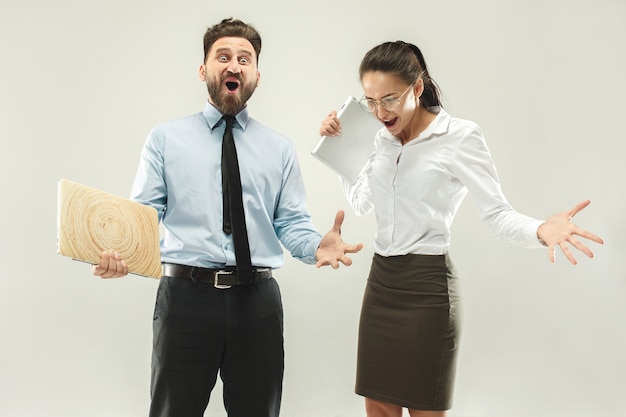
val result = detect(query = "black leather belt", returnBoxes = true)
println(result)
[162,263,272,288]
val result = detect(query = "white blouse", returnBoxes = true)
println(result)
[341,108,544,256]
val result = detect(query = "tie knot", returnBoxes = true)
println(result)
[223,115,236,129]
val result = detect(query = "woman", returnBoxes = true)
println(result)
[319,41,603,417]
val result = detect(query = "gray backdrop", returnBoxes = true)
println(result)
[1,1,624,416]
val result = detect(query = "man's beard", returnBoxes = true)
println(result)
[206,73,256,115]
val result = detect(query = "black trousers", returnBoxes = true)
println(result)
[149,275,284,417]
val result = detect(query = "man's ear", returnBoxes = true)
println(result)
[198,65,206,81]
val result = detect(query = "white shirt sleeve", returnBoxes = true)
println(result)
[450,123,545,249]
[339,151,376,217]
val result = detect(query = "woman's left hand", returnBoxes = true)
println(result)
[537,200,604,264]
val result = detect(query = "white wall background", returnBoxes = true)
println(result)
[1,1,624,416]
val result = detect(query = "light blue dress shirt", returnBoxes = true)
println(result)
[131,102,322,269]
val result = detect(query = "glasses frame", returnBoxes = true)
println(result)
[358,83,415,113]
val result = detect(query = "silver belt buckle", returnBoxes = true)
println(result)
[214,270,233,289]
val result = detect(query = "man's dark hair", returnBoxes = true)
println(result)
[203,17,262,63]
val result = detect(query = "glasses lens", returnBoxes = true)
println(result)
[380,98,399,112]
[359,98,375,112]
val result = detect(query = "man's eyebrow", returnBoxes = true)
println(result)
[214,46,254,56]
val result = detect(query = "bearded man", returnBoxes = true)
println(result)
[92,18,362,417]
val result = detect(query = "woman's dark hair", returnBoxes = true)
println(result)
[203,18,262,63]
[359,41,442,108]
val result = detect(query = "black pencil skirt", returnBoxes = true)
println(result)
[355,253,462,411]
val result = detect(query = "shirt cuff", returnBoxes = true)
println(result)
[301,236,323,265]
[525,219,546,249]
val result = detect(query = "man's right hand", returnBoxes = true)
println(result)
[91,250,129,278]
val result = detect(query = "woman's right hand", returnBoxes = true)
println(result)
[319,110,342,137]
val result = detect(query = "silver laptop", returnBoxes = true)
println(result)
[311,96,382,184]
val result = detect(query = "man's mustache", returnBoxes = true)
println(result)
[222,71,243,83]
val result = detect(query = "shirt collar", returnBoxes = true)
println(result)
[421,106,450,138]
[202,101,250,130]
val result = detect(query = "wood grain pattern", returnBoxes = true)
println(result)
[57,179,162,278]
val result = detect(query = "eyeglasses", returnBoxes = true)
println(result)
[358,84,414,113]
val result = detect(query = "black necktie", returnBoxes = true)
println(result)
[221,115,253,284]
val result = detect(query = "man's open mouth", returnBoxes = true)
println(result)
[226,81,239,92]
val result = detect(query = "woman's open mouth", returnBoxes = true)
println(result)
[383,117,398,128]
